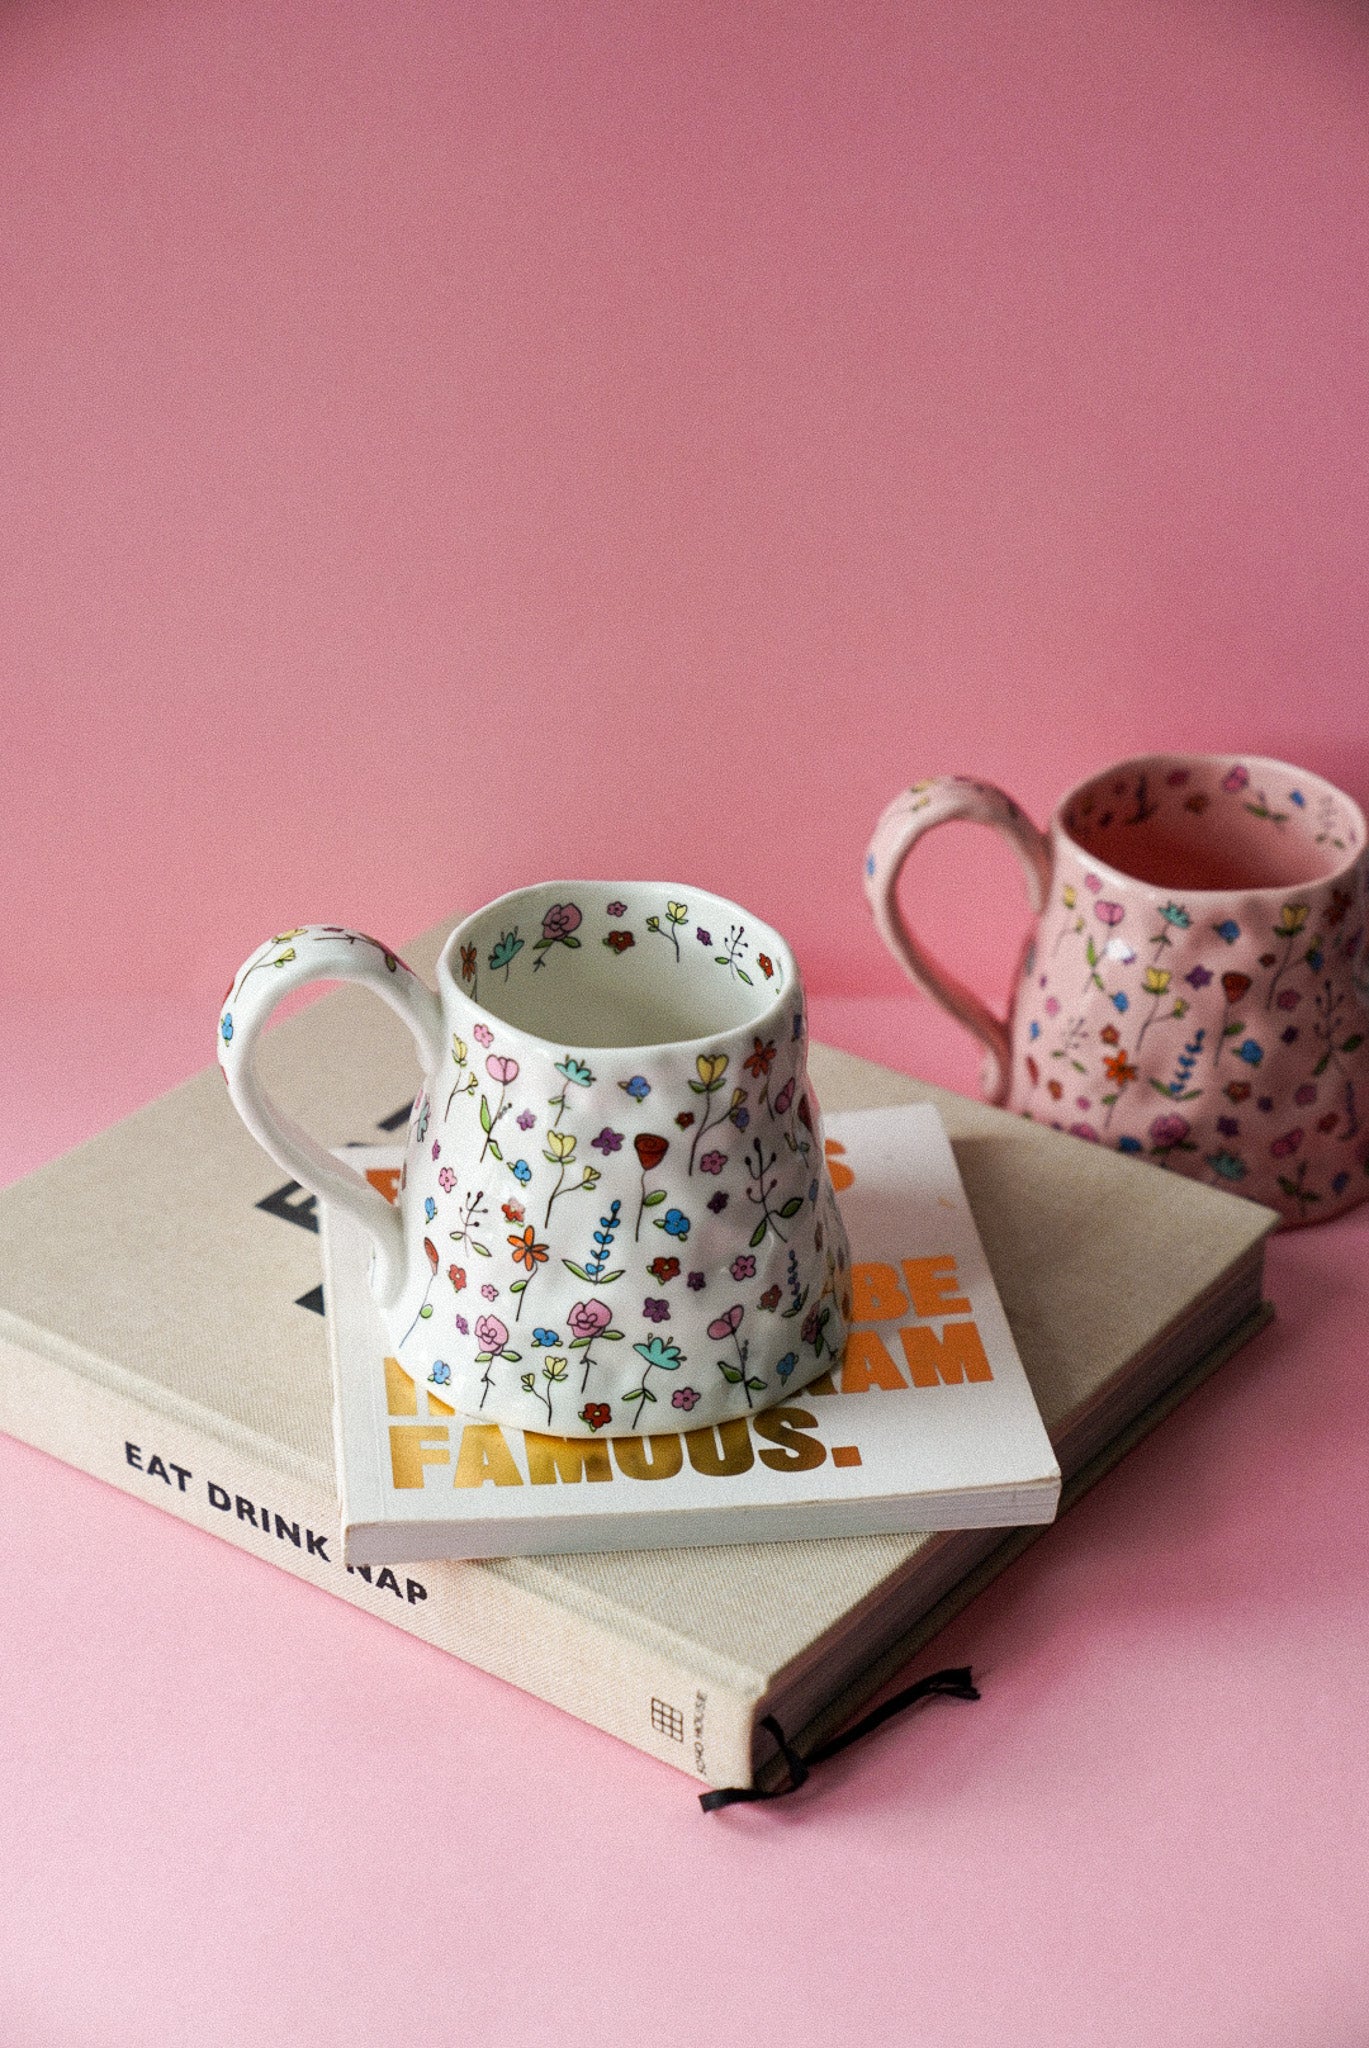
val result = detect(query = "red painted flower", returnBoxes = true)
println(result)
[648,1255,680,1284]
[448,1264,466,1292]
[1221,973,1252,1004]
[579,1403,612,1431]
[460,944,477,981]
[758,954,775,979]
[502,1199,525,1223]
[604,930,635,954]
[675,1111,695,1129]
[634,1133,669,1172]
[1224,1081,1252,1103]
[744,1037,777,1079]
[759,1284,782,1311]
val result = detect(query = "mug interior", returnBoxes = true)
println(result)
[1059,755,1363,893]
[443,882,793,1047]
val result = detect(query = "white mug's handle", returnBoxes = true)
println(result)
[217,926,443,1306]
[863,779,1052,1104]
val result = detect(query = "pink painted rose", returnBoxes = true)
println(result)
[541,902,582,943]
[707,1305,745,1340]
[475,1314,508,1352]
[486,1054,519,1085]
[1149,1114,1191,1149]
[1221,765,1250,794]
[1068,1122,1100,1142]
[1270,1128,1304,1158]
[773,1078,795,1116]
[567,1298,612,1340]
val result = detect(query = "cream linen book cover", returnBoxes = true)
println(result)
[0,916,1276,1789]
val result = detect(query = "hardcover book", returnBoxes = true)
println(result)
[0,916,1277,1791]
[327,1105,1061,1565]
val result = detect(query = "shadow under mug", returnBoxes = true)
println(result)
[864,754,1369,1226]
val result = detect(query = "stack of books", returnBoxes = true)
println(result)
[0,918,1276,1796]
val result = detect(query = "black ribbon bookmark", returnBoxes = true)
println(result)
[699,1666,980,1812]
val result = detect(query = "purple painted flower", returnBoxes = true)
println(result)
[541,902,582,944]
[591,1126,623,1155]
[642,1297,670,1323]
[699,1150,727,1175]
[432,1140,441,1160]
[1294,1082,1318,1106]
[1270,1128,1304,1158]
[438,1166,456,1192]
[687,1271,706,1290]
[1257,1095,1275,1113]
[606,900,627,918]
[1185,965,1213,989]
[1281,1027,1299,1044]
[517,1108,536,1130]
[454,1314,469,1335]
[696,927,713,946]
[730,1254,756,1280]
[1276,988,1302,1011]
[1217,1116,1240,1137]
[707,1191,729,1214]
[672,1385,701,1412]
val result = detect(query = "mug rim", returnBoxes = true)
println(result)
[1051,751,1366,899]
[436,879,800,1056]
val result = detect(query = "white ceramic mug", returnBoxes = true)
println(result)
[219,885,850,1436]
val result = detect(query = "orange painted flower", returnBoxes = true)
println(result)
[743,1036,777,1078]
[508,1226,549,1272]
[1103,1051,1138,1086]
[1100,1024,1121,1046]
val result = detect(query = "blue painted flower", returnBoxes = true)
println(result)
[808,1179,819,1203]
[865,853,876,877]
[631,1335,683,1370]
[1206,1151,1247,1181]
[1217,1116,1240,1138]
[1111,991,1130,1013]
[591,1127,623,1155]
[661,1207,691,1239]
[732,1107,750,1131]
[1290,790,1305,807]
[776,1351,798,1382]
[793,1010,804,1040]
[1307,944,1325,972]
[1332,1171,1350,1195]
[220,1012,234,1043]
[707,1191,729,1214]
[424,1196,437,1221]
[1236,1040,1263,1066]
[621,1075,651,1100]
[531,1328,561,1348]
[429,1361,451,1386]
[1159,903,1191,927]
[1117,1136,1143,1154]
[556,1055,594,1086]
[1214,919,1241,943]
[512,1158,532,1184]
[1028,1019,1041,1040]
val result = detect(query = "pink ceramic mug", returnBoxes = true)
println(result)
[864,754,1369,1225]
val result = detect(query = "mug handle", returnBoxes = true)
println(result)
[863,778,1053,1104]
[217,925,443,1306]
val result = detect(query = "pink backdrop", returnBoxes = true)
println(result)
[3,1,1368,2041]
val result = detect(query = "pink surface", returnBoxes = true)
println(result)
[4,0,1369,2040]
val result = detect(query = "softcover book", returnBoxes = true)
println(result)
[326,1104,1061,1563]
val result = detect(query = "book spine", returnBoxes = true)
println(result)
[0,1330,758,1788]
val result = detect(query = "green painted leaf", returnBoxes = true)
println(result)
[479,1096,492,1132]
[643,1189,667,1207]
[749,1220,768,1248]
[562,935,581,948]
[598,1269,625,1284]
[746,1376,766,1392]
[488,1142,502,1161]
[717,1363,743,1384]
[419,1304,433,1319]
[562,1260,594,1281]
[600,1329,624,1340]
[778,1197,803,1218]
[471,1242,492,1257]
[688,1080,707,1093]
[714,955,729,966]
[510,1279,527,1294]
[504,1349,522,1362]
[1313,1054,1331,1076]
[1343,1034,1364,1053]
[737,970,752,985]
[569,1336,589,1349]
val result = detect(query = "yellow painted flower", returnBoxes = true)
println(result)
[545,1129,576,1162]
[696,1053,728,1088]
[666,901,688,925]
[1142,967,1171,995]
[1276,903,1310,935]
[1062,885,1077,909]
[451,1035,467,1065]
[545,1357,568,1384]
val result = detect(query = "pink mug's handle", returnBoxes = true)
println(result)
[864,778,1053,1104]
